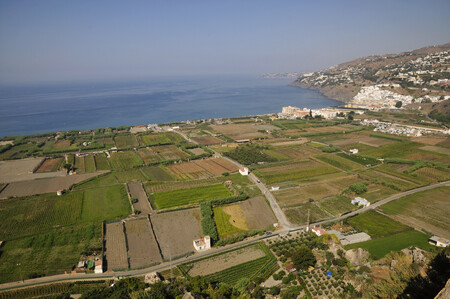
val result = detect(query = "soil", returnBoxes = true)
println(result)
[0,171,107,198]
[188,245,266,276]
[125,218,162,268]
[222,205,249,230]
[127,182,153,214]
[188,147,206,155]
[412,137,447,146]
[0,158,45,182]
[151,208,202,258]
[194,158,239,175]
[166,162,210,179]
[191,136,224,145]
[240,197,277,230]
[36,158,62,173]
[104,222,128,270]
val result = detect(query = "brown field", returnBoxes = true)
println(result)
[437,138,450,148]
[304,126,349,133]
[36,158,62,173]
[330,135,394,147]
[194,158,239,175]
[189,147,206,155]
[166,162,210,180]
[151,208,202,258]
[192,136,223,145]
[420,145,450,155]
[127,182,153,214]
[137,145,189,164]
[404,152,440,161]
[0,172,107,198]
[125,218,162,268]
[210,123,266,140]
[188,244,266,277]
[54,140,71,148]
[239,196,277,229]
[269,139,308,146]
[104,222,129,270]
[0,158,69,183]
[270,145,318,160]
[412,136,447,146]
[273,175,361,208]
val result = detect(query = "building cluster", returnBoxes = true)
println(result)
[351,197,370,207]
[311,227,371,245]
[279,106,348,119]
[352,85,414,109]
[360,119,450,136]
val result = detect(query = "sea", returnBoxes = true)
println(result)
[0,76,339,137]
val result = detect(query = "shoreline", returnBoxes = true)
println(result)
[289,80,355,105]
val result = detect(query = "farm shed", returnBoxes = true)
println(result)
[429,236,449,247]
[340,232,371,245]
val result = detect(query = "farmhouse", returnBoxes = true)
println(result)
[312,227,327,236]
[271,186,280,191]
[429,236,449,247]
[94,260,103,274]
[349,149,359,154]
[239,167,249,176]
[193,236,211,252]
[351,197,370,207]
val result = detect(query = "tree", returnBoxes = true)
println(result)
[63,163,72,172]
[292,246,316,271]
[396,101,403,108]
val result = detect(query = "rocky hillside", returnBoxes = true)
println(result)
[292,43,450,104]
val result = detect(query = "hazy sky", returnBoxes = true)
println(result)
[0,0,449,83]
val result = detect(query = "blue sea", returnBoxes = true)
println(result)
[0,76,339,137]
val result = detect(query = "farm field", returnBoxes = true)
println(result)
[152,183,233,209]
[114,135,140,148]
[346,210,412,238]
[180,243,276,286]
[166,161,211,180]
[127,182,152,215]
[194,157,239,175]
[345,230,433,259]
[151,208,202,258]
[0,172,105,198]
[188,147,206,155]
[315,154,363,171]
[240,196,277,230]
[81,185,131,222]
[141,166,174,181]
[0,157,48,183]
[362,141,440,160]
[0,223,101,283]
[94,154,110,170]
[318,195,357,216]
[210,123,268,140]
[141,132,185,146]
[125,218,162,268]
[104,222,129,271]
[84,155,96,172]
[109,151,143,170]
[284,203,331,225]
[266,145,319,160]
[420,145,450,155]
[137,145,189,164]
[191,136,223,145]
[74,156,85,173]
[380,186,450,239]
[36,158,62,172]
[214,205,247,239]
[273,175,362,208]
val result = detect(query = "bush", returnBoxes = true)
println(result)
[199,202,218,242]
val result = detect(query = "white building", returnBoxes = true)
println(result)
[429,236,449,247]
[193,236,211,252]
[271,186,280,191]
[351,197,370,207]
[311,227,327,236]
[239,167,249,176]
[349,149,359,154]
[94,260,103,274]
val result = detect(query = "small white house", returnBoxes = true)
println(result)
[193,236,211,252]
[271,186,280,191]
[349,149,359,154]
[351,197,370,207]
[239,167,249,176]
[311,227,327,237]
[429,236,449,247]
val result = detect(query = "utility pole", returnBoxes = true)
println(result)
[306,209,310,232]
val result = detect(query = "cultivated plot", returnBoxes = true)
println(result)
[127,181,152,214]
[104,222,129,271]
[166,161,211,180]
[35,158,63,172]
[194,157,239,175]
[151,208,202,258]
[125,218,162,268]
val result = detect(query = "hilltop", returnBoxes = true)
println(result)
[292,43,450,106]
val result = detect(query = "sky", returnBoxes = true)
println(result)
[0,0,449,84]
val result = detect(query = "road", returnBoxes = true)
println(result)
[1,130,448,291]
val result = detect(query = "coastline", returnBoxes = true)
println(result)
[289,80,358,105]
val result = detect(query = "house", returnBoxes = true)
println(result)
[271,186,280,191]
[284,262,296,273]
[429,236,449,247]
[193,236,211,252]
[351,197,370,207]
[57,190,63,196]
[349,149,359,154]
[94,260,103,274]
[311,227,327,236]
[239,167,249,176]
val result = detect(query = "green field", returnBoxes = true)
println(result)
[94,154,110,170]
[141,132,185,145]
[214,206,245,238]
[74,156,85,173]
[346,210,412,238]
[259,165,339,184]
[153,184,233,209]
[142,166,174,181]
[345,230,433,259]
[179,243,277,286]
[316,154,363,171]
[114,135,139,148]
[362,141,438,159]
[318,195,357,216]
[84,155,96,172]
[81,185,131,221]
[0,224,101,283]
[109,151,143,170]
[284,203,331,225]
